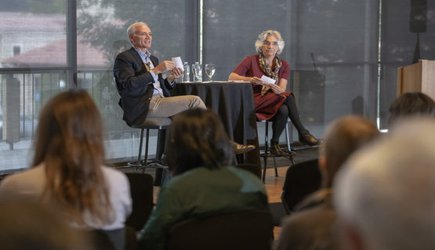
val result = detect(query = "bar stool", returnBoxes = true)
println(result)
[128,117,172,184]
[260,120,295,182]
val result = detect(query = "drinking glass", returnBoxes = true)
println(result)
[192,62,202,82]
[205,63,216,81]
[183,62,190,82]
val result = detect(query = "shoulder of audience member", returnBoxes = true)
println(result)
[293,188,333,212]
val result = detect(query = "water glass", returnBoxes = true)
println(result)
[183,62,190,82]
[205,63,216,81]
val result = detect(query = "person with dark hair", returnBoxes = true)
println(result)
[137,108,269,250]
[228,30,319,157]
[0,89,131,250]
[388,91,435,126]
[276,115,380,250]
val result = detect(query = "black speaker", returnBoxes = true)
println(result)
[410,0,427,33]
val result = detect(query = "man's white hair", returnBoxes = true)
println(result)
[127,21,148,38]
[334,117,435,250]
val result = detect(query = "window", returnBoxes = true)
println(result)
[12,45,21,56]
[1,0,435,172]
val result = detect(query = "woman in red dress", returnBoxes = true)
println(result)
[229,30,319,156]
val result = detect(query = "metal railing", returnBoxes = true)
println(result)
[0,68,151,171]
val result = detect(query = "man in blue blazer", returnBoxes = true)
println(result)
[114,22,205,126]
[114,21,254,155]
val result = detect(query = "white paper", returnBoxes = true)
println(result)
[171,57,184,70]
[260,75,276,84]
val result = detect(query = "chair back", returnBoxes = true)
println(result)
[91,229,124,250]
[236,163,261,179]
[168,210,273,250]
[125,172,154,231]
[281,158,321,213]
[124,226,139,250]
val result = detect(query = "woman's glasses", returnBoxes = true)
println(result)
[263,41,279,46]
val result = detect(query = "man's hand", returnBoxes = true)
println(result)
[151,60,175,75]
[167,67,183,82]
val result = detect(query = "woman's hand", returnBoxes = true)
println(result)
[250,77,263,85]
[251,76,284,94]
[269,83,284,94]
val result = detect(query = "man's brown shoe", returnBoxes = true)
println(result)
[233,142,256,155]
[299,132,319,146]
[270,143,295,159]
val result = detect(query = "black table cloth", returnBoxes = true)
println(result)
[172,81,260,166]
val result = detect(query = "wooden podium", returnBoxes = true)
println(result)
[396,59,435,100]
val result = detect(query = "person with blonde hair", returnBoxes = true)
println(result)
[229,30,318,157]
[0,89,131,250]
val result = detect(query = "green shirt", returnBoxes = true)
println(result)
[138,166,269,250]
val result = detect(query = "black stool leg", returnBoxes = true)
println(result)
[274,157,279,177]
[155,129,166,161]
[262,122,269,182]
[154,128,167,186]
[133,128,145,169]
[262,121,280,182]
[144,129,150,164]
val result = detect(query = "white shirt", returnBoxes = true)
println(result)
[134,48,164,97]
[0,164,132,230]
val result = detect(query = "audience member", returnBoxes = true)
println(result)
[0,89,132,250]
[137,108,269,250]
[228,30,318,158]
[276,115,379,250]
[0,202,92,250]
[388,91,435,127]
[334,117,435,250]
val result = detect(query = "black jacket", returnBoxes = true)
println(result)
[113,47,173,126]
